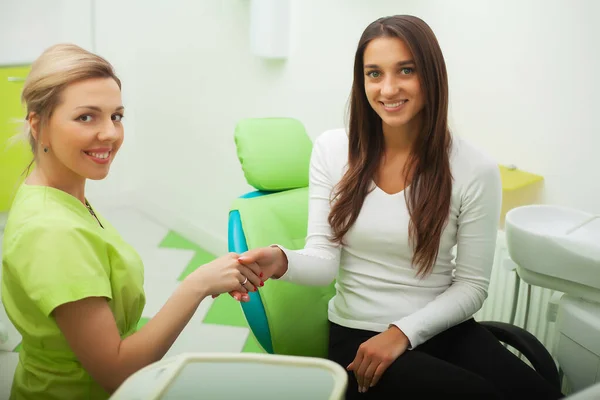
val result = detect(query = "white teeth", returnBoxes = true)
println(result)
[86,152,110,159]
[383,100,407,108]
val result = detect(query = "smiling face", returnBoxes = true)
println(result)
[363,37,425,134]
[40,77,124,183]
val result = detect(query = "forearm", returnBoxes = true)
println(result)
[392,281,487,349]
[111,280,206,390]
[274,245,339,286]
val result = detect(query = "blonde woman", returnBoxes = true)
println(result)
[1,44,262,400]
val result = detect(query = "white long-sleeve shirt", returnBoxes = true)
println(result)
[276,128,502,349]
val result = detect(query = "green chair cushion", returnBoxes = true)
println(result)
[232,188,336,357]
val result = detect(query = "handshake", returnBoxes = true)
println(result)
[186,245,288,303]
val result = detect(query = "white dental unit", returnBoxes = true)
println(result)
[506,204,600,396]
[110,353,348,400]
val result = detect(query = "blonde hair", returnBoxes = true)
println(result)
[19,43,121,172]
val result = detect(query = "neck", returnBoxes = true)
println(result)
[26,161,86,204]
[381,113,422,156]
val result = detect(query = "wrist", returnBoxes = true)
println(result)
[270,245,289,279]
[181,275,209,299]
[389,325,410,346]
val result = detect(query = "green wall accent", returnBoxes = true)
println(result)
[0,65,32,212]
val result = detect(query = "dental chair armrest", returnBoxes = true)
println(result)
[479,321,561,391]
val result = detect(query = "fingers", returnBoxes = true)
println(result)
[237,247,267,264]
[238,264,262,291]
[213,291,250,302]
[370,362,390,388]
[239,274,254,293]
[239,260,264,281]
[348,345,385,393]
[229,290,245,301]
[356,359,392,392]
[361,360,378,392]
[230,290,250,302]
[347,351,364,388]
[355,357,372,393]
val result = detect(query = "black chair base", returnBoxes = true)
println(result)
[480,320,562,391]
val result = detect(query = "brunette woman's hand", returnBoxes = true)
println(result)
[347,326,410,393]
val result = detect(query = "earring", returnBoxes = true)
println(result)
[43,147,48,153]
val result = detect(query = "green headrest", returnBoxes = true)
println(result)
[234,118,313,191]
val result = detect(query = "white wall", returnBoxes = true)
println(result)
[86,1,141,208]
[107,0,598,255]
[4,0,599,254]
[0,0,93,66]
[432,0,600,214]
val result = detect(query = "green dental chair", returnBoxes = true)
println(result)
[228,117,562,391]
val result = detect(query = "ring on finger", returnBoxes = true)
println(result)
[241,276,248,285]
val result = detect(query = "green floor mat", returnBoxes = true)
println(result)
[203,292,265,354]
[159,231,217,281]
[203,294,247,328]
[242,332,266,354]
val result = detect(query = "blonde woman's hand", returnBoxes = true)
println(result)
[185,252,263,298]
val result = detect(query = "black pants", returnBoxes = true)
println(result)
[328,319,564,399]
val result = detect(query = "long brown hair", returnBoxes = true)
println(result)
[328,15,453,278]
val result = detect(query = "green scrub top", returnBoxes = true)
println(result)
[1,184,146,400]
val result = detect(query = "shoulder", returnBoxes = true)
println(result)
[6,184,78,223]
[4,197,99,256]
[311,128,348,178]
[3,214,109,284]
[313,128,348,149]
[4,215,92,252]
[449,135,501,191]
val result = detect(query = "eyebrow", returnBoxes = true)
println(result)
[76,105,125,112]
[364,60,415,69]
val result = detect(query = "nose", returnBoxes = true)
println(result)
[380,75,400,98]
[97,117,121,142]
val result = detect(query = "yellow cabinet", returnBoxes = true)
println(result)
[499,164,544,228]
[1,65,32,212]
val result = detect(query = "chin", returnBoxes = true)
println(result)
[86,170,110,181]
[381,116,412,128]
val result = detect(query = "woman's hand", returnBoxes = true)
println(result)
[238,246,288,280]
[186,252,263,298]
[215,246,288,301]
[347,326,410,393]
